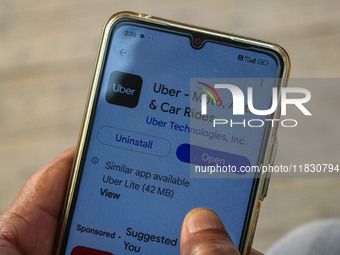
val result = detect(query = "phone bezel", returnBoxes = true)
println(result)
[54,11,290,255]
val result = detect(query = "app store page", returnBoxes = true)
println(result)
[65,23,279,254]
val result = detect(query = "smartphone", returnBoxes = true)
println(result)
[55,11,290,255]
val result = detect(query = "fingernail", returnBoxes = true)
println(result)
[186,208,225,234]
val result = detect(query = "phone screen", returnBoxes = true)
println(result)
[62,20,281,255]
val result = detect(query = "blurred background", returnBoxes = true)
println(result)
[0,0,339,252]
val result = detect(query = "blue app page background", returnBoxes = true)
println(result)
[64,23,279,254]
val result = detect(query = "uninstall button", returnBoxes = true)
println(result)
[97,126,171,157]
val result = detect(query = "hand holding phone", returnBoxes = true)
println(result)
[55,12,290,255]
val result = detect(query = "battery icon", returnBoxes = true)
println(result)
[257,59,269,66]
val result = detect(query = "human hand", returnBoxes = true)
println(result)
[180,208,263,255]
[0,147,76,254]
[0,148,262,255]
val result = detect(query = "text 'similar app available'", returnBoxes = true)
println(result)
[106,71,143,108]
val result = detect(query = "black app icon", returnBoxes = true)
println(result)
[105,71,143,108]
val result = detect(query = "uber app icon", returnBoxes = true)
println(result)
[105,71,143,108]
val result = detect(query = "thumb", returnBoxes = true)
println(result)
[180,208,240,255]
[0,147,75,255]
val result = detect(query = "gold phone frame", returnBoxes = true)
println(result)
[55,11,290,255]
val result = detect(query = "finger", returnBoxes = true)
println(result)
[0,147,76,255]
[180,208,240,255]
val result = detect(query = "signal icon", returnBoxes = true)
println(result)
[245,56,256,64]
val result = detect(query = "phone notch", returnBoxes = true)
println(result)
[190,33,206,50]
